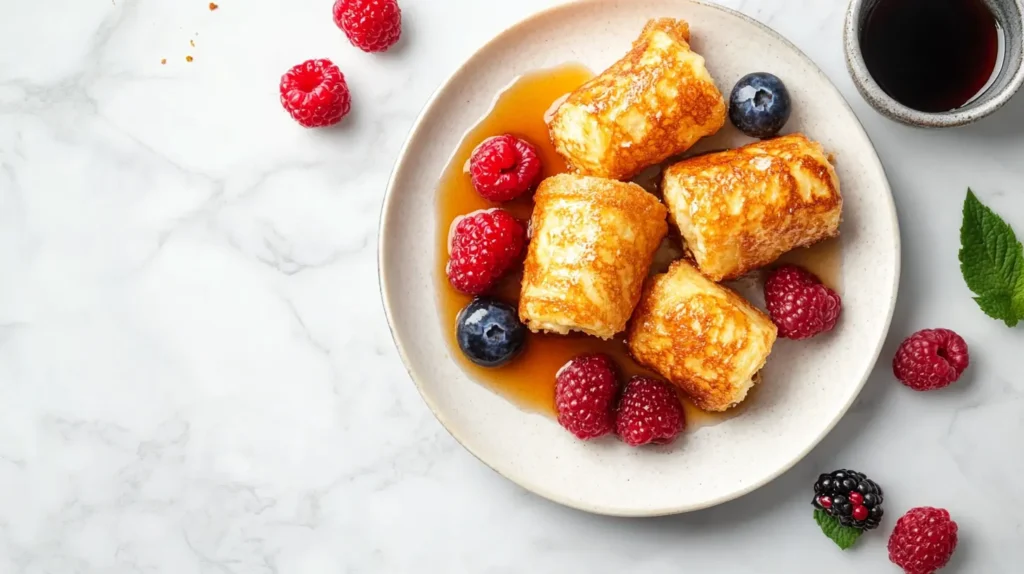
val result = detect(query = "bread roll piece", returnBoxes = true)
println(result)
[519,174,667,339]
[548,18,726,181]
[626,260,777,412]
[662,133,842,281]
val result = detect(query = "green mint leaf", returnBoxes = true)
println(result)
[958,189,1024,327]
[814,508,862,550]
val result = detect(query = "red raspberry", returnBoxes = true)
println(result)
[888,507,958,574]
[764,265,841,339]
[279,59,351,128]
[615,376,686,447]
[554,354,620,440]
[333,0,402,53]
[446,208,525,295]
[893,328,969,391]
[468,135,543,202]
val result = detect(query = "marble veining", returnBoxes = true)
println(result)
[1,0,1023,572]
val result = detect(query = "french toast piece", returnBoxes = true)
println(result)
[662,133,842,282]
[519,174,667,339]
[626,260,777,412]
[548,18,726,181]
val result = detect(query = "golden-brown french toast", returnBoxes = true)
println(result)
[662,133,842,282]
[519,174,668,339]
[548,18,727,181]
[626,260,777,412]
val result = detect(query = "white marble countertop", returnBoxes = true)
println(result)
[2,0,1023,572]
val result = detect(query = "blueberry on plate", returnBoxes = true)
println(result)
[456,298,527,367]
[729,72,792,139]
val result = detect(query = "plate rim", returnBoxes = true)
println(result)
[378,0,903,517]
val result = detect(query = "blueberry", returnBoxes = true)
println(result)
[456,298,526,367]
[728,72,792,139]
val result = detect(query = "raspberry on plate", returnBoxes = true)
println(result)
[764,264,841,339]
[893,328,969,391]
[554,354,620,440]
[615,376,686,447]
[333,0,402,53]
[888,507,958,574]
[468,135,543,202]
[279,59,351,128]
[446,208,526,295]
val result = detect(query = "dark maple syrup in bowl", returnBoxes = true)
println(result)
[860,0,1000,113]
[435,64,841,432]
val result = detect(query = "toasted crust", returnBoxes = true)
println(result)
[519,174,668,339]
[548,18,727,181]
[662,133,842,281]
[626,260,777,412]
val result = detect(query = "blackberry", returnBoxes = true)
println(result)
[812,469,884,530]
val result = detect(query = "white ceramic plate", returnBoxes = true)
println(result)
[380,0,899,516]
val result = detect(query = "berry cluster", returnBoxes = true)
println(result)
[810,469,959,573]
[555,355,686,447]
[280,0,403,127]
[446,134,545,368]
[445,134,543,295]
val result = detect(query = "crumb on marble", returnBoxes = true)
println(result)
[190,39,195,47]
[161,58,167,65]
[186,55,194,62]
[209,2,219,10]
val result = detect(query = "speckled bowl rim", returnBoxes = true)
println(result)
[844,0,1024,128]
[379,0,901,516]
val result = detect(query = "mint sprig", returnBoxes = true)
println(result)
[959,189,1024,327]
[814,508,861,550]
